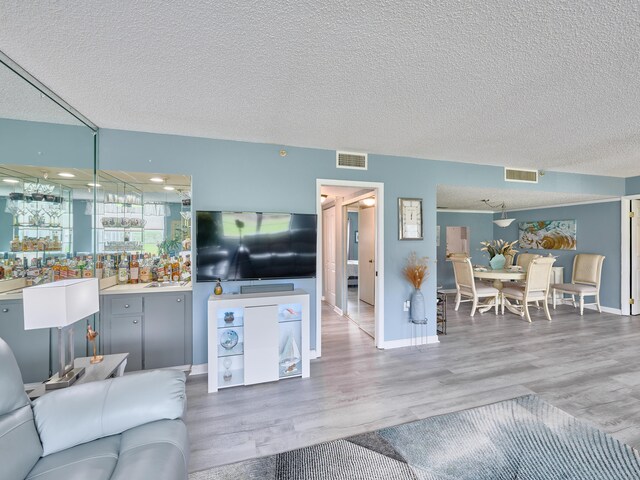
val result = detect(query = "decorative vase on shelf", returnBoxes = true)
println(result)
[410,288,426,323]
[489,254,506,270]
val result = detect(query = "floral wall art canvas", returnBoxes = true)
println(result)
[518,219,577,250]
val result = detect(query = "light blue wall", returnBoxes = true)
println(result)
[348,211,358,261]
[73,200,93,253]
[98,127,627,364]
[626,176,640,195]
[0,118,94,169]
[436,211,494,289]
[491,201,621,309]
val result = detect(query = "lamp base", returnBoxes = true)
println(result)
[90,355,104,364]
[45,366,85,390]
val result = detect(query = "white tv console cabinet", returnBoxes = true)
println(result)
[207,289,310,393]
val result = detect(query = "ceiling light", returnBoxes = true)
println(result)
[321,194,328,203]
[2,178,19,184]
[481,199,516,228]
[57,172,75,178]
[149,177,164,183]
[362,197,376,207]
[87,183,101,188]
[163,186,175,191]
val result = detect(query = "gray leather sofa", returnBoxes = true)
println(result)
[0,337,189,480]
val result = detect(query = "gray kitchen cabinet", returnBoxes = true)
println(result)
[107,314,143,371]
[144,293,189,369]
[0,300,50,383]
[101,291,192,371]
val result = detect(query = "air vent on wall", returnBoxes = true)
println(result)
[336,151,368,170]
[504,168,538,183]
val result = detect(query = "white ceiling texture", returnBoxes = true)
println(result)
[1,1,639,190]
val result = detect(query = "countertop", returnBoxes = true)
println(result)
[0,281,192,301]
[100,281,192,295]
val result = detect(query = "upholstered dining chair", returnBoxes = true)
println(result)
[501,257,556,322]
[552,253,605,315]
[516,253,542,269]
[451,257,499,316]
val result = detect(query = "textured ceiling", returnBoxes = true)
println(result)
[1,1,639,176]
[0,61,82,125]
[437,185,614,211]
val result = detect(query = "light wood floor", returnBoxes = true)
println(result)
[346,287,375,337]
[185,299,640,473]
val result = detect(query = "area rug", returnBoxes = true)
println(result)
[190,395,640,479]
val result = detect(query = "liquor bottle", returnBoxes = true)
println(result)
[95,255,104,279]
[118,254,129,285]
[139,253,150,283]
[52,258,61,281]
[105,255,113,278]
[61,259,69,280]
[130,254,139,284]
[171,256,180,282]
[163,255,171,282]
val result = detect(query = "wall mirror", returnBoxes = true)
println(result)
[445,226,470,258]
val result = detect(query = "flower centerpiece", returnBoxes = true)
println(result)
[480,239,518,270]
[403,252,430,323]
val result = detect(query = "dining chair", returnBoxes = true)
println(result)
[552,254,605,315]
[451,257,499,316]
[501,257,556,322]
[516,253,542,269]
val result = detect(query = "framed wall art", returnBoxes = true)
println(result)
[518,219,577,250]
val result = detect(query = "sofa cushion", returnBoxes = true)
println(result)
[26,435,120,480]
[0,405,43,480]
[33,369,186,456]
[110,420,189,480]
[0,337,31,415]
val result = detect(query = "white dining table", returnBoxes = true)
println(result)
[473,268,526,314]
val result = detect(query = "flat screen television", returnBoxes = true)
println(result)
[196,211,317,281]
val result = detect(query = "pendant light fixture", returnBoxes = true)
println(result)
[482,199,516,227]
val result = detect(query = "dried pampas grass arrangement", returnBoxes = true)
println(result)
[403,252,429,289]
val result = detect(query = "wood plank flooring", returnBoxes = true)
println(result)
[186,298,640,473]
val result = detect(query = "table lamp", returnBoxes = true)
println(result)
[23,278,99,390]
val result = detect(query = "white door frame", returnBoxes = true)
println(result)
[621,195,640,315]
[315,179,385,357]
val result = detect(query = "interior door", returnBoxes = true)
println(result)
[632,200,640,315]
[322,206,336,307]
[359,205,375,306]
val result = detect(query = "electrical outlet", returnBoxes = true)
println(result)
[403,300,410,311]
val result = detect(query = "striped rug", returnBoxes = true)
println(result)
[190,395,640,479]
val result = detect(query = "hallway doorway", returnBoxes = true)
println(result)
[316,179,385,357]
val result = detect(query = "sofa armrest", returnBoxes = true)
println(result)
[32,369,186,456]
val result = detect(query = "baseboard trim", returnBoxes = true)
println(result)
[555,301,622,316]
[333,306,343,316]
[586,305,622,315]
[190,363,208,376]
[310,349,319,360]
[382,336,440,349]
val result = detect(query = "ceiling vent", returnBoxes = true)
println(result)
[504,168,538,183]
[336,151,367,170]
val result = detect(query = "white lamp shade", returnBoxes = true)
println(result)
[493,218,516,228]
[23,278,99,330]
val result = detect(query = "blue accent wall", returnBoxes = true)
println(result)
[626,176,640,195]
[491,201,621,309]
[97,127,627,364]
[348,211,358,261]
[436,212,494,289]
[73,200,93,253]
[0,118,94,169]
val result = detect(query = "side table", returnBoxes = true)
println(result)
[27,353,129,400]
[437,291,447,335]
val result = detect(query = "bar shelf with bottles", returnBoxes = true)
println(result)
[0,251,192,286]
